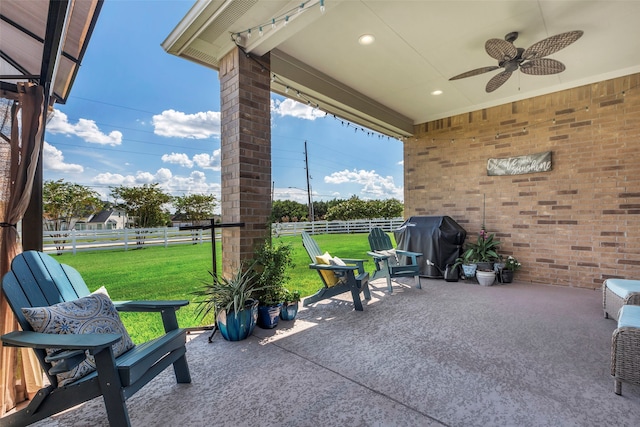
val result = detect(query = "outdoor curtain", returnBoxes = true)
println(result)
[0,82,46,416]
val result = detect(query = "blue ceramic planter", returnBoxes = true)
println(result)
[258,304,282,329]
[462,263,477,278]
[216,299,258,341]
[279,302,299,320]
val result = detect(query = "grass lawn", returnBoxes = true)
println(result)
[55,232,378,342]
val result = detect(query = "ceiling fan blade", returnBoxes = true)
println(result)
[449,66,500,80]
[522,30,583,60]
[485,38,517,61]
[520,58,566,75]
[486,71,512,93]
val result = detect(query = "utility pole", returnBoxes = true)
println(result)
[304,140,314,222]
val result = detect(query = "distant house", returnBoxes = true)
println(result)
[75,209,128,230]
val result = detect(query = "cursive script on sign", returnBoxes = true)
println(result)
[486,151,552,176]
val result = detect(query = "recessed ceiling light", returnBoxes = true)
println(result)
[431,90,443,96]
[358,34,375,45]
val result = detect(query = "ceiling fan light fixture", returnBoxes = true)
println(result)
[449,30,583,92]
[358,34,375,45]
[431,90,443,95]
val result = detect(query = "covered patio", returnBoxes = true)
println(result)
[26,277,640,426]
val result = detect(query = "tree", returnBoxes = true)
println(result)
[325,197,404,221]
[43,179,101,231]
[325,196,368,221]
[270,200,308,223]
[371,198,404,219]
[111,183,171,228]
[173,194,217,226]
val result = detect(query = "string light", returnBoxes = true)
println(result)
[266,70,403,140]
[232,0,323,42]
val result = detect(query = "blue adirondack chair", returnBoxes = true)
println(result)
[0,251,191,426]
[301,232,371,311]
[367,227,422,293]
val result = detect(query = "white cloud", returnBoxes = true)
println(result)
[273,187,311,204]
[152,109,220,139]
[161,150,221,171]
[271,98,325,120]
[324,169,403,199]
[155,168,173,182]
[165,171,219,197]
[162,152,194,168]
[193,150,221,170]
[47,110,122,145]
[92,169,173,187]
[42,141,83,173]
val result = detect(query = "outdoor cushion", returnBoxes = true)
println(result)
[330,256,347,266]
[21,290,135,387]
[606,279,640,299]
[375,249,398,266]
[315,252,340,287]
[618,305,640,329]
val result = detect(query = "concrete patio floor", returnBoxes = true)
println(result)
[29,277,640,426]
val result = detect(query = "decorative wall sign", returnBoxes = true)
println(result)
[487,151,552,176]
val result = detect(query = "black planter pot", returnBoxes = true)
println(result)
[476,261,494,271]
[501,269,514,283]
[444,264,459,282]
[257,304,282,329]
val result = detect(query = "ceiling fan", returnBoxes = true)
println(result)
[449,30,583,92]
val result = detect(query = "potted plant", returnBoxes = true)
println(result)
[500,255,521,283]
[465,227,501,271]
[253,240,294,329]
[475,270,496,286]
[451,249,478,279]
[192,265,260,342]
[280,288,301,321]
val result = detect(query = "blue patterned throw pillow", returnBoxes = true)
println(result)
[21,291,135,387]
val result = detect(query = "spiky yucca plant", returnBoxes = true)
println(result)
[192,264,261,320]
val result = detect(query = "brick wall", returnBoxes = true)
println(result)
[219,48,272,275]
[405,73,640,289]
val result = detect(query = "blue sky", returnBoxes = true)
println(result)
[43,0,405,212]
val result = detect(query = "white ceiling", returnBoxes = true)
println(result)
[163,0,640,138]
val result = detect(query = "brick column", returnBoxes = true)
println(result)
[218,48,271,275]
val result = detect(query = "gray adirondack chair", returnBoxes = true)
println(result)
[301,232,371,311]
[0,251,191,426]
[367,227,422,293]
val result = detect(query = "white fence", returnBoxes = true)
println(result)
[43,218,405,254]
[272,218,405,236]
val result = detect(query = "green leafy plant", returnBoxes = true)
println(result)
[451,249,478,271]
[282,288,301,303]
[464,227,501,263]
[505,255,521,271]
[191,264,261,320]
[253,240,294,306]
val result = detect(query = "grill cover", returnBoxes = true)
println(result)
[394,216,466,278]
